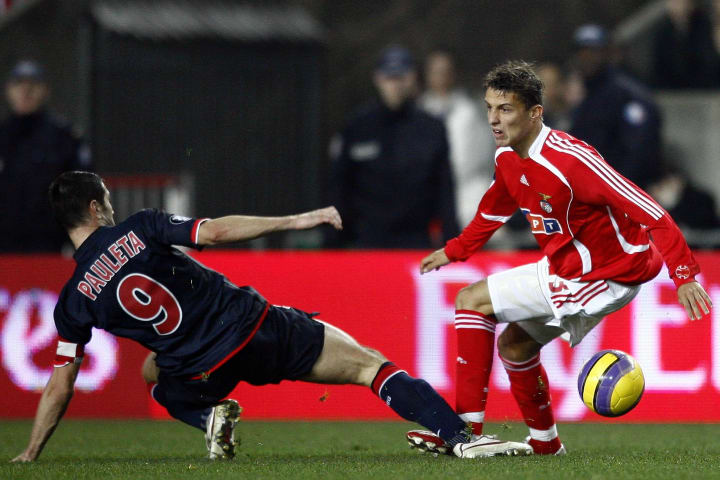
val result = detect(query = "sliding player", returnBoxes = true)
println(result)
[13,171,532,462]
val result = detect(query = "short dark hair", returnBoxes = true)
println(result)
[48,171,105,230]
[483,60,543,109]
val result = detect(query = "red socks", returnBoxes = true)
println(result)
[501,354,562,454]
[454,309,496,435]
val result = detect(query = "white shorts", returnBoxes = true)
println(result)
[486,257,640,346]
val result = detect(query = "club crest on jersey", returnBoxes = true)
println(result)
[520,208,563,235]
[538,193,553,213]
[170,215,192,225]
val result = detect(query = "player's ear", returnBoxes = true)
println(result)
[530,104,543,120]
[89,199,101,217]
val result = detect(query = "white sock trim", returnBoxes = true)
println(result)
[459,411,485,423]
[529,425,558,442]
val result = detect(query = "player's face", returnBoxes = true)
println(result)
[485,88,541,157]
[5,79,48,115]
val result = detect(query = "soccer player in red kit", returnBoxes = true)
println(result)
[406,61,712,456]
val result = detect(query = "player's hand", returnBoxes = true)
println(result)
[677,281,712,321]
[420,248,450,274]
[292,207,342,231]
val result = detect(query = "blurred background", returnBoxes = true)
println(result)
[2,0,720,424]
[1,0,719,251]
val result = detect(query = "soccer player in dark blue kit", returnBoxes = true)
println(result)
[12,171,531,462]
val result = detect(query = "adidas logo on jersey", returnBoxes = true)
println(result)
[520,174,530,186]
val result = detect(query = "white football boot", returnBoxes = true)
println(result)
[453,435,534,458]
[206,399,242,459]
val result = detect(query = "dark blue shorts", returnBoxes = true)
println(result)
[154,305,325,408]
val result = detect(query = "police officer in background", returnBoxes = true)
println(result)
[569,25,663,188]
[0,59,92,253]
[328,45,459,248]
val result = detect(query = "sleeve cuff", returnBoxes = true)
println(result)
[671,264,699,288]
[444,239,464,262]
[191,218,210,247]
[672,274,696,289]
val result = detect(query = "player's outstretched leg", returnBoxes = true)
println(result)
[303,321,531,457]
[498,324,565,455]
[301,322,472,450]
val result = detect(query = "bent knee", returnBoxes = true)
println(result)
[497,326,542,363]
[455,283,492,314]
[355,346,387,386]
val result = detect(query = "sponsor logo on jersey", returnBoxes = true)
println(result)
[520,174,530,186]
[520,208,563,235]
[675,265,690,279]
[170,215,192,224]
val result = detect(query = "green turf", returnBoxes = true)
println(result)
[2,420,719,479]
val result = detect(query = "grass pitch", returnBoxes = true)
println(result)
[2,420,719,479]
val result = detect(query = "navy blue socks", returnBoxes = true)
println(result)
[371,362,470,445]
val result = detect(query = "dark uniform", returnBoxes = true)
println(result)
[0,110,92,252]
[329,100,459,248]
[569,67,662,188]
[54,209,324,407]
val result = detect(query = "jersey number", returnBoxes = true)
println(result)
[116,273,183,335]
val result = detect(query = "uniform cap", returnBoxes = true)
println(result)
[8,59,46,82]
[573,24,609,48]
[376,45,416,76]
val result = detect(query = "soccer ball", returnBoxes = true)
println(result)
[577,349,644,417]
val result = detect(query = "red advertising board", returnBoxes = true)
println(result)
[1,251,719,422]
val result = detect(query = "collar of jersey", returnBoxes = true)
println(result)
[73,226,109,263]
[527,124,551,158]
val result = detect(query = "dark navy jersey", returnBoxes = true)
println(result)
[53,209,267,376]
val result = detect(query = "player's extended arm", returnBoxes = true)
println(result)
[443,171,518,263]
[11,362,80,462]
[197,206,342,246]
[568,148,712,319]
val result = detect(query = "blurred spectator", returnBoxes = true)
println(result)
[569,24,663,188]
[0,59,92,253]
[652,0,720,89]
[327,45,459,248]
[419,48,494,227]
[647,165,720,231]
[535,62,582,131]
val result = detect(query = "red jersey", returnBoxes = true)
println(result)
[445,126,699,288]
